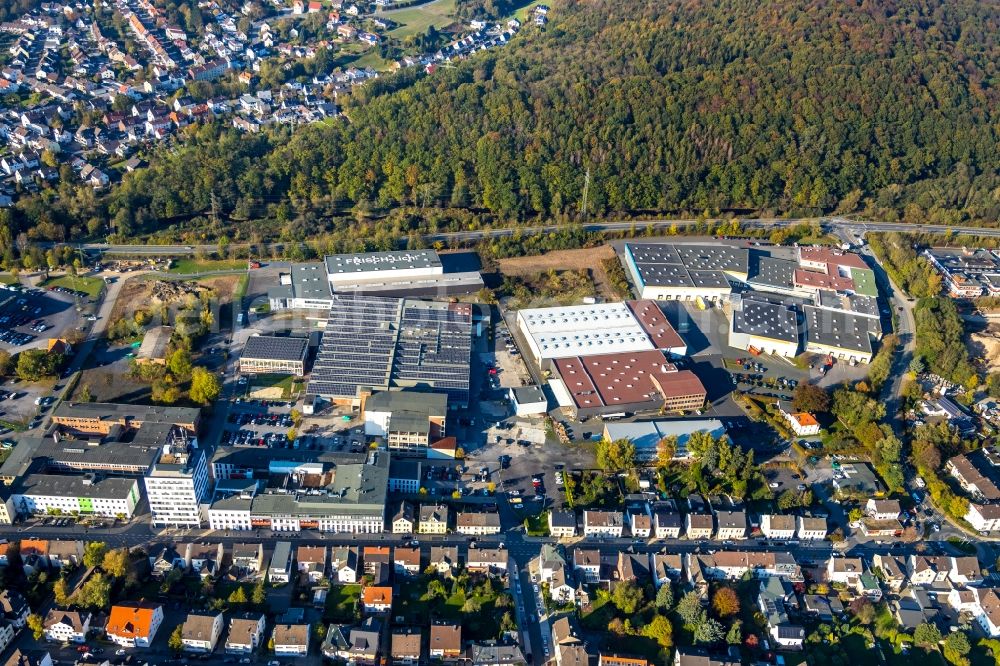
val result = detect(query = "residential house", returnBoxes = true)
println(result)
[758,577,804,650]
[456,512,501,536]
[419,504,449,534]
[363,547,391,574]
[332,547,359,583]
[974,588,1000,637]
[686,496,714,539]
[617,553,649,584]
[966,503,1000,532]
[714,509,748,540]
[573,549,601,583]
[0,591,29,629]
[866,499,901,521]
[600,655,648,666]
[467,548,508,576]
[186,543,224,577]
[4,650,53,666]
[650,553,683,588]
[148,544,186,578]
[626,498,652,538]
[106,602,164,648]
[673,649,740,666]
[950,556,983,587]
[390,627,422,666]
[429,623,462,662]
[46,540,84,569]
[321,625,352,661]
[583,510,624,537]
[532,545,574,604]
[393,546,421,577]
[362,586,393,614]
[908,555,951,586]
[224,613,266,654]
[760,514,796,540]
[181,612,224,653]
[871,554,907,592]
[231,543,264,579]
[391,501,416,534]
[19,539,49,573]
[470,641,525,666]
[296,546,327,583]
[272,623,310,656]
[42,609,90,643]
[827,557,864,586]
[796,516,828,541]
[429,546,460,575]
[268,541,293,583]
[652,501,682,539]
[548,510,577,538]
[347,618,382,665]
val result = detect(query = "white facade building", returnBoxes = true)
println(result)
[143,441,209,528]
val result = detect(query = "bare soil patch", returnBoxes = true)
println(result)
[497,246,618,301]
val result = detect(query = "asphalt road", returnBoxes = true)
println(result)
[39,217,1000,257]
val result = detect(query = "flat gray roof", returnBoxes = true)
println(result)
[365,390,447,415]
[290,262,333,300]
[241,335,309,362]
[53,401,201,425]
[804,305,875,353]
[14,473,137,500]
[626,243,749,285]
[748,256,797,290]
[511,385,546,405]
[732,298,799,343]
[816,290,880,318]
[325,250,442,276]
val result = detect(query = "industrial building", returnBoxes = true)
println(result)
[922,247,1000,298]
[601,419,726,460]
[549,350,706,419]
[363,391,447,456]
[10,473,141,519]
[796,246,878,297]
[268,251,483,310]
[135,326,173,365]
[729,297,801,358]
[307,294,474,408]
[622,243,749,302]
[239,336,309,376]
[267,262,336,311]
[803,305,877,363]
[207,450,389,533]
[51,402,200,435]
[515,300,685,367]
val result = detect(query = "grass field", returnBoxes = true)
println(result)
[40,275,105,297]
[385,0,458,38]
[0,274,16,285]
[249,374,304,400]
[324,584,362,622]
[168,258,247,274]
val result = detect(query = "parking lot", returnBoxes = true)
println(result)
[0,286,83,350]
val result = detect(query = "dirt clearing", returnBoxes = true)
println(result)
[497,246,619,301]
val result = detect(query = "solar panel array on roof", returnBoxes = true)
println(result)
[242,335,309,362]
[307,294,472,405]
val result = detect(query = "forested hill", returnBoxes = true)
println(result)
[37,0,1000,241]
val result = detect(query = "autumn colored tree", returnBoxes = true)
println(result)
[712,587,740,617]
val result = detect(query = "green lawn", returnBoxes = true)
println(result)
[168,258,247,274]
[324,584,362,622]
[524,511,549,536]
[248,374,304,399]
[385,0,458,38]
[0,274,16,285]
[40,275,105,297]
[394,576,511,640]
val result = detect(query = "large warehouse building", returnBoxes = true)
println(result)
[548,350,706,419]
[268,250,483,310]
[515,300,686,368]
[307,294,474,408]
[803,305,877,363]
[729,297,801,358]
[623,243,749,302]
